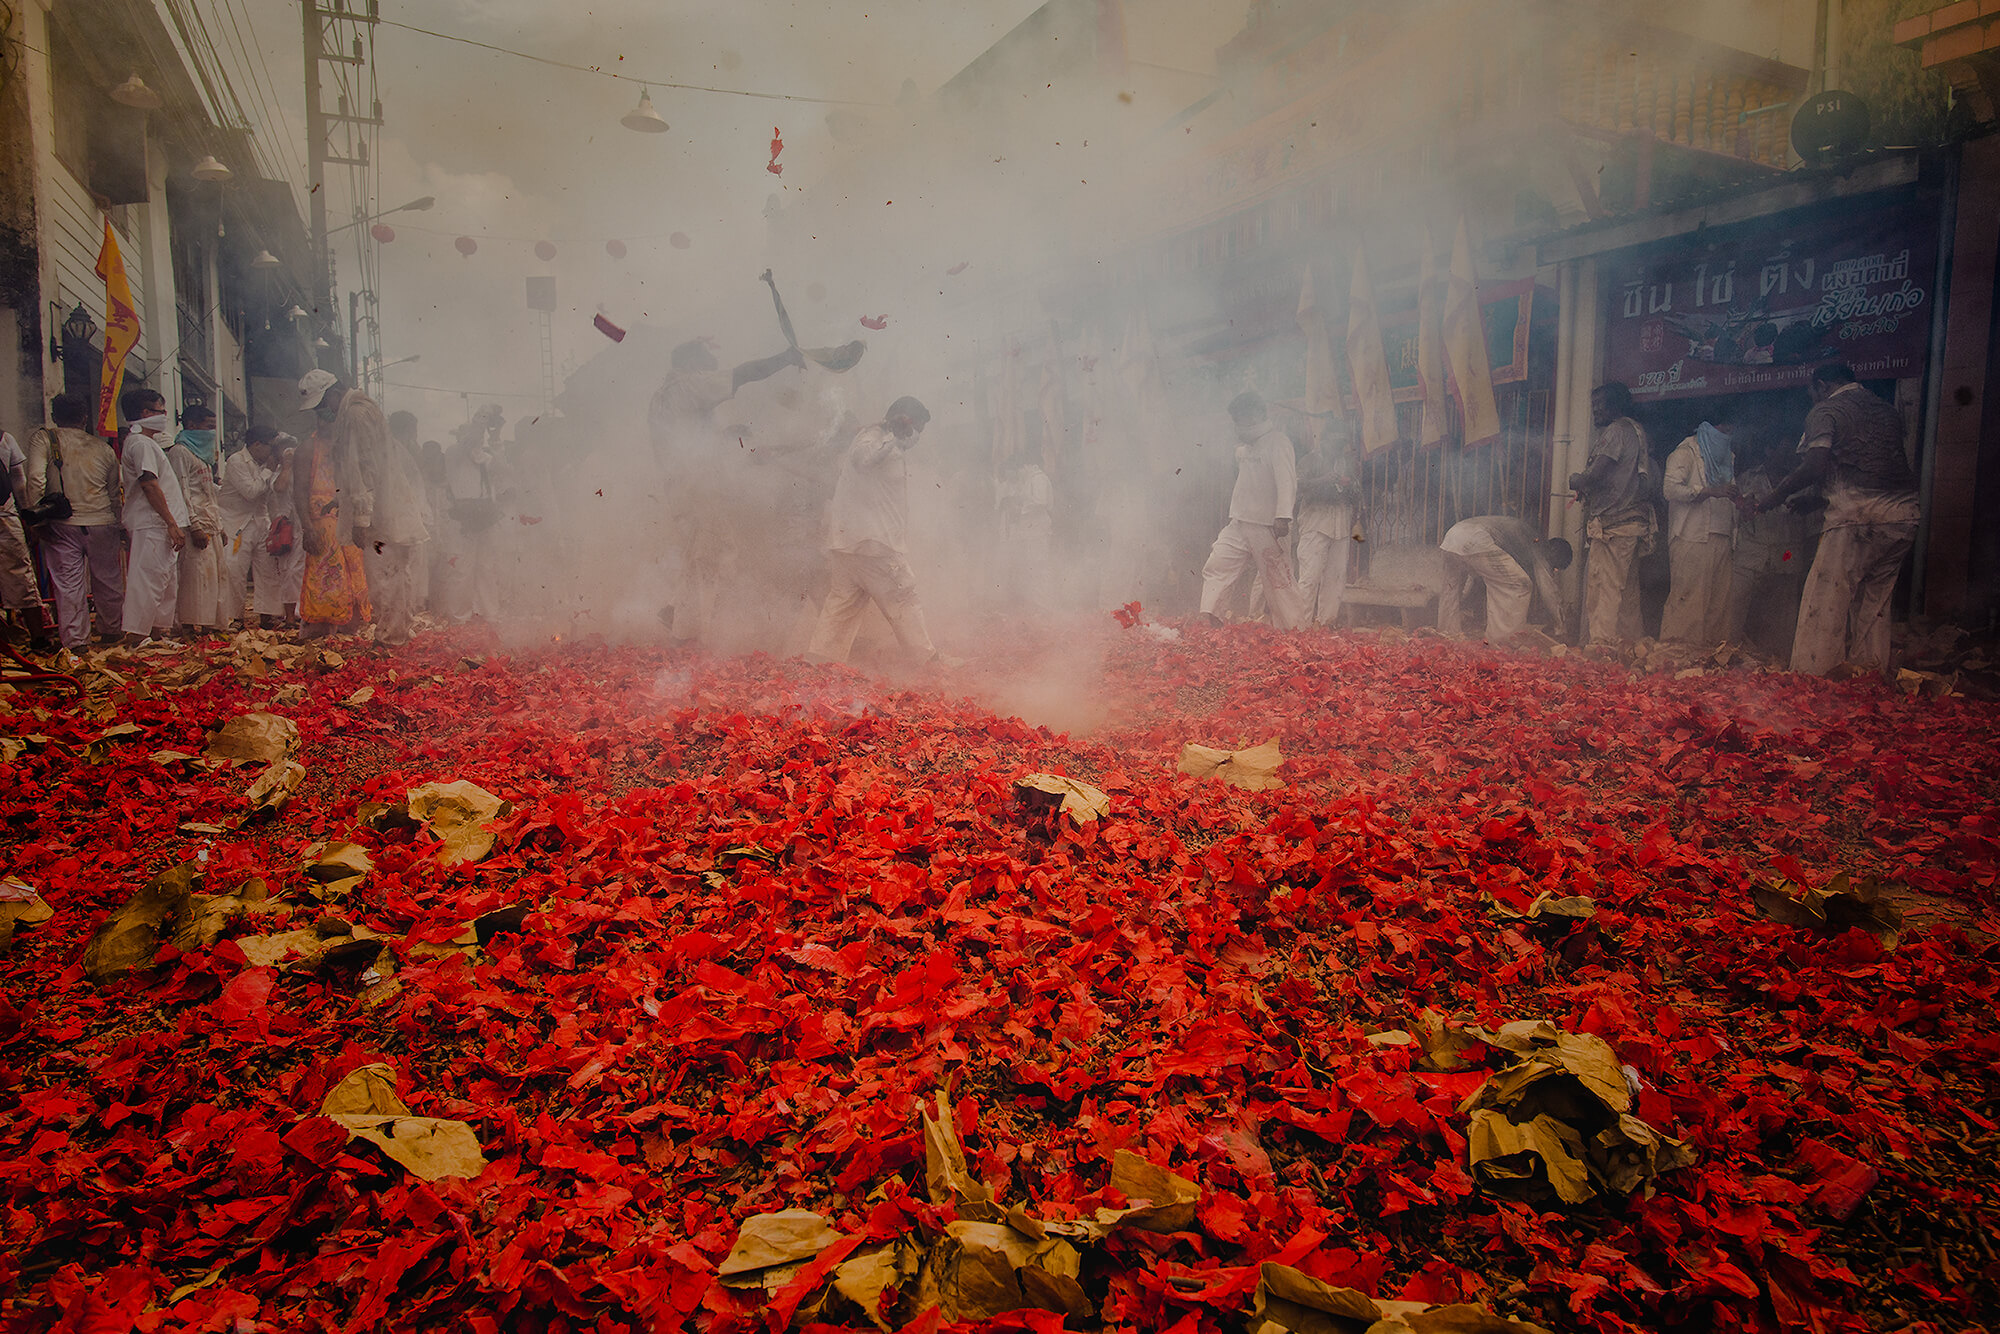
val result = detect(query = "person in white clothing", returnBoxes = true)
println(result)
[1293,438,1359,627]
[1659,412,1740,644]
[1438,515,1571,642]
[169,405,225,635]
[257,432,303,628]
[805,396,939,665]
[0,429,53,650]
[1197,392,1306,629]
[218,429,280,631]
[116,388,188,645]
[998,457,1055,608]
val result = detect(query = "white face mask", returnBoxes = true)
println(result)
[1234,419,1264,444]
[134,413,169,434]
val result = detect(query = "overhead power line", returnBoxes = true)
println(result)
[378,18,889,107]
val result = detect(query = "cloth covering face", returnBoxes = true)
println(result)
[1663,434,1738,543]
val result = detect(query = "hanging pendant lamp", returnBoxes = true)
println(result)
[621,88,669,133]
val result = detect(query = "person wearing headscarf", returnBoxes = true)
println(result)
[116,388,187,645]
[1660,408,1740,645]
[168,404,226,635]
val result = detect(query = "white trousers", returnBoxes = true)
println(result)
[807,548,936,663]
[1440,548,1533,640]
[1295,519,1353,626]
[1201,520,1305,629]
[122,527,180,636]
[220,517,267,626]
[1661,535,1732,645]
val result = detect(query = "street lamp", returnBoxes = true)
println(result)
[622,88,670,133]
[328,196,437,235]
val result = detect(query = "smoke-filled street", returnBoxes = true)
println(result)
[0,619,1996,1331]
[4,0,2000,1331]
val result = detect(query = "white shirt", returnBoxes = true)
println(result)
[1662,437,1737,543]
[120,430,189,531]
[1228,424,1297,525]
[218,449,274,532]
[825,424,911,554]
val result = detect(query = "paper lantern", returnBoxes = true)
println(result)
[371,223,396,243]
[535,240,558,262]
[669,232,691,250]
[605,239,627,259]
[455,236,478,257]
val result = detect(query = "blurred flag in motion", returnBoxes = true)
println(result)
[1446,216,1503,446]
[1346,246,1397,456]
[94,218,141,436]
[1417,228,1449,448]
[1296,267,1342,453]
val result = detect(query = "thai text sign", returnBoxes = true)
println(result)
[1604,206,1935,400]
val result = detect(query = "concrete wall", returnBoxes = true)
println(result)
[1922,134,2000,622]
[18,0,176,425]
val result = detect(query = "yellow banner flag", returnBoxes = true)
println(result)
[1417,228,1449,448]
[1445,217,1502,446]
[1345,245,1397,456]
[94,218,142,436]
[1295,267,1342,453]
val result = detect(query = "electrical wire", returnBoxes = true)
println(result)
[213,0,311,192]
[377,17,888,107]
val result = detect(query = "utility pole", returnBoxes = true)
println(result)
[301,0,382,374]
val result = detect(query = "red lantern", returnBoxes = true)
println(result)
[455,236,478,257]
[535,240,558,262]
[670,231,691,250]
[370,223,396,243]
[605,239,627,260]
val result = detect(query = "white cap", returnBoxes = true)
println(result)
[298,368,338,411]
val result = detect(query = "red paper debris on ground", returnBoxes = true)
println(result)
[861,314,889,330]
[0,620,1996,1333]
[768,127,784,176]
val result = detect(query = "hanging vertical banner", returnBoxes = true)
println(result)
[1445,217,1502,446]
[1295,268,1341,453]
[94,218,142,436]
[1346,247,1398,456]
[1416,229,1449,448]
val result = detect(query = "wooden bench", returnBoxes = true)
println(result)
[1336,582,1438,631]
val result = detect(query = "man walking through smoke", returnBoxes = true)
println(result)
[1755,363,1919,676]
[1196,391,1305,630]
[805,396,939,665]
